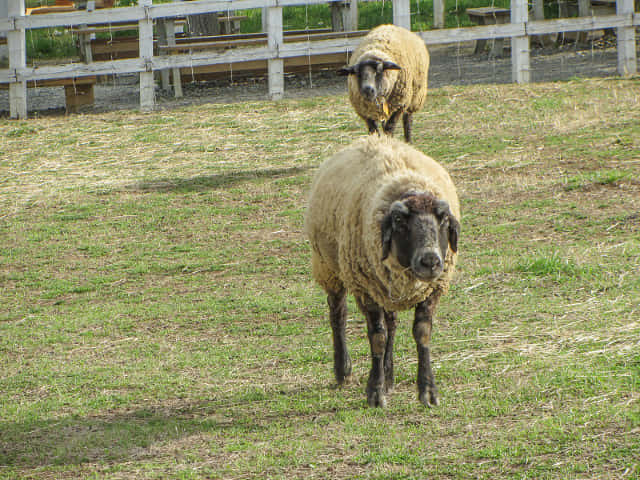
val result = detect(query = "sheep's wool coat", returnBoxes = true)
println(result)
[347,24,430,122]
[305,135,459,312]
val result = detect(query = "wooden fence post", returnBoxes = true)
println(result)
[346,0,358,31]
[510,0,530,83]
[139,0,155,111]
[616,0,637,75]
[266,4,284,100]
[392,0,411,30]
[8,0,26,119]
[433,0,445,29]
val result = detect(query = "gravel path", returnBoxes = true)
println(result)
[0,39,626,117]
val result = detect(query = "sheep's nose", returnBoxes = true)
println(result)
[362,85,375,99]
[420,251,442,270]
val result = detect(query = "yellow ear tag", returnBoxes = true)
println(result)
[382,98,390,117]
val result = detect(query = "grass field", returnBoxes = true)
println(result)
[1,77,639,479]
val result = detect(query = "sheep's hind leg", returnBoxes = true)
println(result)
[402,112,413,143]
[383,310,397,393]
[382,110,402,137]
[357,296,388,408]
[413,292,442,407]
[328,289,352,385]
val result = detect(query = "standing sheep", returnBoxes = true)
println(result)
[305,135,460,408]
[338,24,430,143]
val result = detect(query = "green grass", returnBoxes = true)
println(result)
[1,77,639,479]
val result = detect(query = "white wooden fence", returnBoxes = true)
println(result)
[1,0,638,118]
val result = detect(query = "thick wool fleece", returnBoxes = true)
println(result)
[347,24,430,122]
[305,135,459,312]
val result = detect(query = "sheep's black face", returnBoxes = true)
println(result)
[381,193,459,282]
[338,59,401,102]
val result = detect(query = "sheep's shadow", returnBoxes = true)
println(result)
[0,382,359,470]
[126,165,313,193]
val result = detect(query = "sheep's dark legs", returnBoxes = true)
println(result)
[382,110,402,137]
[413,292,441,407]
[357,296,387,408]
[383,310,397,392]
[328,289,352,385]
[402,113,413,143]
[366,119,379,135]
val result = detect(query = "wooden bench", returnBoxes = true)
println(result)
[217,14,248,35]
[0,76,97,112]
[589,0,616,13]
[25,5,76,15]
[466,7,511,57]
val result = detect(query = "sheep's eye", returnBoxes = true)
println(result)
[392,213,407,228]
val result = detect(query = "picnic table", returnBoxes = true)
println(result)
[466,7,511,57]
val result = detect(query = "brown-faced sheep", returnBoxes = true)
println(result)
[304,135,460,408]
[338,24,430,143]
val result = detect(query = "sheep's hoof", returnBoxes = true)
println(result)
[334,356,353,385]
[419,388,439,408]
[367,387,387,408]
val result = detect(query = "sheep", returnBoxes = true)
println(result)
[304,135,460,408]
[337,24,430,143]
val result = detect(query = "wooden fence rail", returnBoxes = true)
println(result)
[1,0,638,118]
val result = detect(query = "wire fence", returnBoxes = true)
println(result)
[1,0,638,118]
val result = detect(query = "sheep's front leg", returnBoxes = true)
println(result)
[413,292,441,407]
[366,119,379,135]
[383,310,397,392]
[402,112,413,143]
[357,296,387,408]
[328,289,352,385]
[382,110,402,137]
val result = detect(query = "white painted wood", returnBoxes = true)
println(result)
[346,0,358,31]
[616,0,636,75]
[527,15,629,34]
[266,5,283,100]
[139,0,155,110]
[433,0,445,29]
[157,19,170,90]
[16,7,145,30]
[0,0,8,64]
[1,0,638,118]
[3,0,635,33]
[393,0,411,30]
[167,19,183,97]
[2,14,634,84]
[510,0,529,83]
[532,0,544,20]
[417,23,524,44]
[8,0,26,119]
[577,0,591,15]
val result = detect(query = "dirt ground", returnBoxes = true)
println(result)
[0,37,632,116]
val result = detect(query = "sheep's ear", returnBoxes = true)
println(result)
[382,61,402,71]
[448,215,460,253]
[434,200,450,218]
[337,65,357,76]
[434,200,459,253]
[382,201,409,260]
[380,213,393,261]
